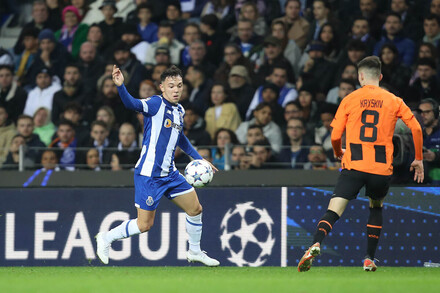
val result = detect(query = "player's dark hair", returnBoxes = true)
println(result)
[160,65,183,83]
[357,56,381,77]
[58,119,75,129]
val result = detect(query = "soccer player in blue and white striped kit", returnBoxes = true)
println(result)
[95,65,220,266]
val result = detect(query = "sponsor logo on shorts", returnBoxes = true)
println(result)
[146,196,154,206]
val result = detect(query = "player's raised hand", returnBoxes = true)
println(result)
[410,159,424,183]
[204,160,219,173]
[112,65,124,87]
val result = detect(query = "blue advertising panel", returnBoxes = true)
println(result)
[0,188,284,267]
[287,187,440,267]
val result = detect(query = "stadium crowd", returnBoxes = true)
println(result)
[0,0,439,183]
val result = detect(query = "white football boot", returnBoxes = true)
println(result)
[187,250,220,267]
[95,232,110,264]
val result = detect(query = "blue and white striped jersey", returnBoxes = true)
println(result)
[117,84,202,177]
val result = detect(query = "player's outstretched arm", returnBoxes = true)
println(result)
[112,65,144,112]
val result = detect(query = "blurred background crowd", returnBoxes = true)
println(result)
[0,0,439,184]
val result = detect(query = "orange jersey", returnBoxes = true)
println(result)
[331,85,423,176]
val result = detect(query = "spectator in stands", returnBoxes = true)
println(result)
[308,0,338,43]
[247,65,298,120]
[197,147,213,164]
[355,0,385,40]
[423,14,440,48]
[297,86,319,141]
[236,1,267,37]
[231,18,263,58]
[240,138,279,169]
[119,23,150,65]
[98,0,124,49]
[112,41,148,96]
[144,21,185,65]
[200,14,229,66]
[431,0,440,17]
[0,65,27,123]
[25,29,71,88]
[71,0,91,20]
[1,134,27,170]
[182,40,216,78]
[300,40,336,98]
[15,114,45,167]
[245,125,266,147]
[96,105,119,142]
[85,148,101,171]
[373,12,415,66]
[205,83,242,140]
[185,65,213,115]
[231,144,246,169]
[84,120,116,165]
[14,28,40,84]
[254,36,295,85]
[77,42,105,96]
[13,1,58,55]
[303,144,335,170]
[334,40,366,82]
[379,43,411,95]
[40,149,60,171]
[228,65,254,120]
[410,42,439,85]
[201,0,236,31]
[314,103,337,160]
[391,0,423,42]
[406,58,440,107]
[318,23,342,63]
[33,107,55,146]
[113,123,139,169]
[136,3,158,43]
[236,102,283,153]
[61,102,89,146]
[49,119,77,170]
[24,67,62,117]
[166,2,187,42]
[183,104,212,147]
[180,23,202,67]
[276,118,309,169]
[151,63,168,92]
[270,20,302,78]
[214,43,254,85]
[212,128,239,170]
[54,5,89,59]
[52,64,88,125]
[419,99,440,184]
[326,78,356,105]
[274,0,310,51]
[0,105,15,167]
[139,80,158,99]
[86,24,105,54]
[349,17,376,55]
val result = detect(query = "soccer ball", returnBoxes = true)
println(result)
[184,160,214,187]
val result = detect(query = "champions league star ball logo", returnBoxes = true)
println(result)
[220,202,275,267]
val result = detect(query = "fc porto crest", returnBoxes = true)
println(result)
[146,196,154,206]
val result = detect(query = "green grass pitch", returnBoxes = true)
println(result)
[1,267,439,293]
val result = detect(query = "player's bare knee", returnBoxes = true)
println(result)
[187,204,202,217]
[137,219,154,233]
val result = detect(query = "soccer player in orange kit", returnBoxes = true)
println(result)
[298,56,424,272]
